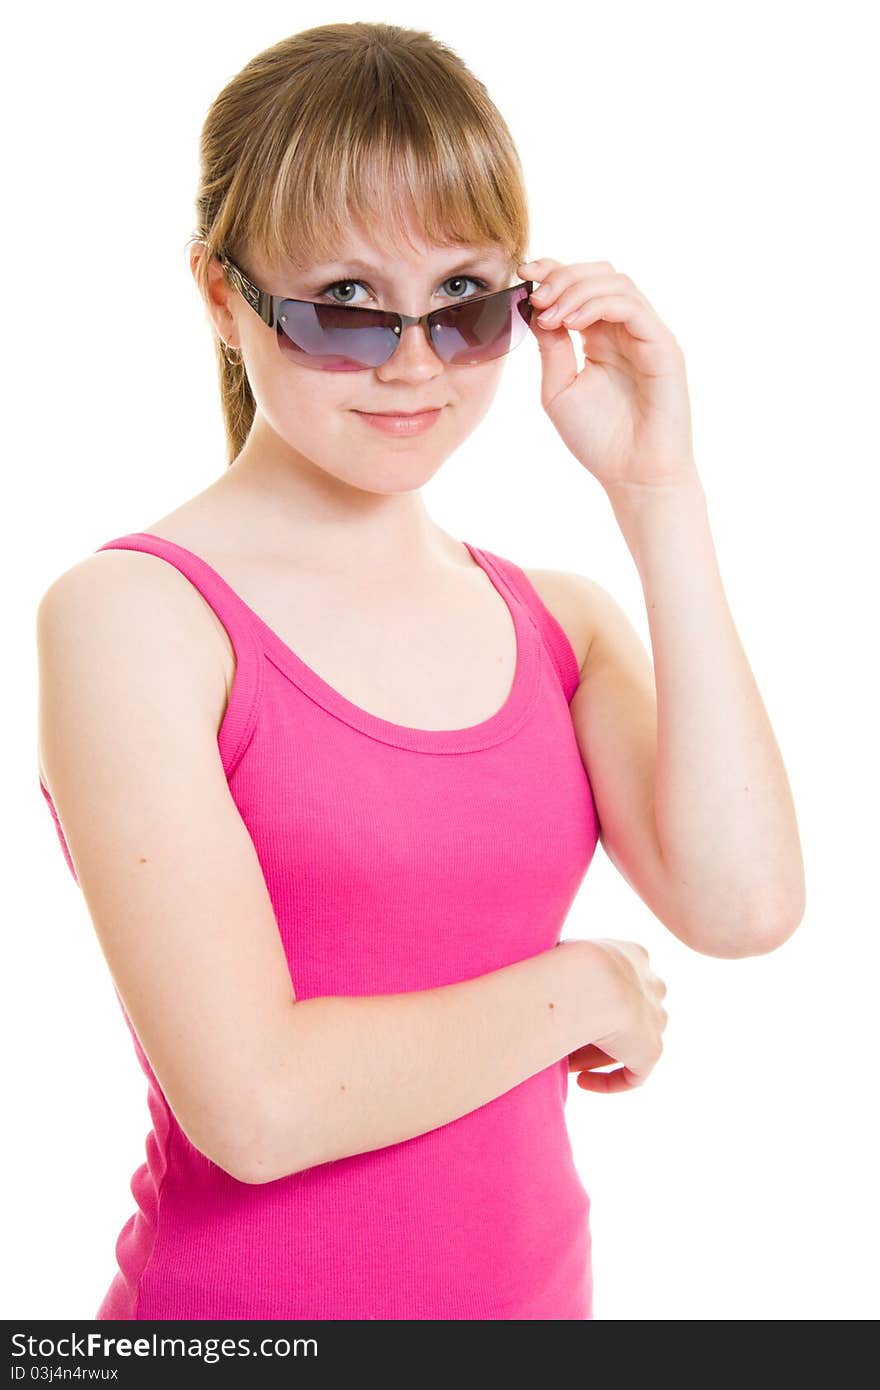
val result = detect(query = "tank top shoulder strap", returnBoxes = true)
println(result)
[94,532,264,777]
[475,547,582,704]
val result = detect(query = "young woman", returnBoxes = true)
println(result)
[36,22,805,1321]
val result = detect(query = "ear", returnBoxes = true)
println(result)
[189,243,239,349]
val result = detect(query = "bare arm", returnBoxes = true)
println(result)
[599,479,806,952]
[251,938,614,1184]
[37,552,618,1188]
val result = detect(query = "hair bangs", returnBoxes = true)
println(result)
[242,108,524,278]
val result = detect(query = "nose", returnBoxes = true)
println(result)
[375,320,444,384]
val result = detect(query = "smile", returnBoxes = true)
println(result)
[353,408,444,436]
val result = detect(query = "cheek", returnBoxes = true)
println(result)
[450,361,505,422]
[246,346,349,437]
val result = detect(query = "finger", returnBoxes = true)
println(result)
[576,1066,644,1094]
[519,257,615,281]
[560,293,659,344]
[531,275,632,326]
[518,257,567,278]
[528,307,579,403]
[520,260,618,305]
[567,1044,615,1070]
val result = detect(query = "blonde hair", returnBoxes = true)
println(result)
[187,22,531,465]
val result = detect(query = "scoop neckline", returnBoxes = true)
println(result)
[126,532,542,754]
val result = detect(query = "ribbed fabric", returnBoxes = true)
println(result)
[39,531,601,1320]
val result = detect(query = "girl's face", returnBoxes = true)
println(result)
[200,219,517,495]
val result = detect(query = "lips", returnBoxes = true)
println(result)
[355,407,443,435]
[358,408,443,416]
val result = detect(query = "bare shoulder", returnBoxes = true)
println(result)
[519,565,604,677]
[36,549,230,781]
[35,548,298,1183]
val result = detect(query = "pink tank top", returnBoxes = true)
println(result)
[39,531,601,1320]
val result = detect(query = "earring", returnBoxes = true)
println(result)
[222,340,242,362]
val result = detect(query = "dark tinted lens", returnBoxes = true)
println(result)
[429,284,533,365]
[276,300,400,371]
[274,284,534,371]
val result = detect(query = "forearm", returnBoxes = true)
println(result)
[606,477,806,948]
[247,940,615,1184]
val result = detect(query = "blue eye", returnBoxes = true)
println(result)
[441,275,491,300]
[317,275,491,306]
[316,280,364,306]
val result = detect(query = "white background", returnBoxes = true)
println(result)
[4,0,878,1321]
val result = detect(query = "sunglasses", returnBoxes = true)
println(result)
[218,254,535,372]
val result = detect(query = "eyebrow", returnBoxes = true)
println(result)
[302,253,509,279]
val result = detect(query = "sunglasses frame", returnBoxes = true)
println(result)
[217,254,535,368]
